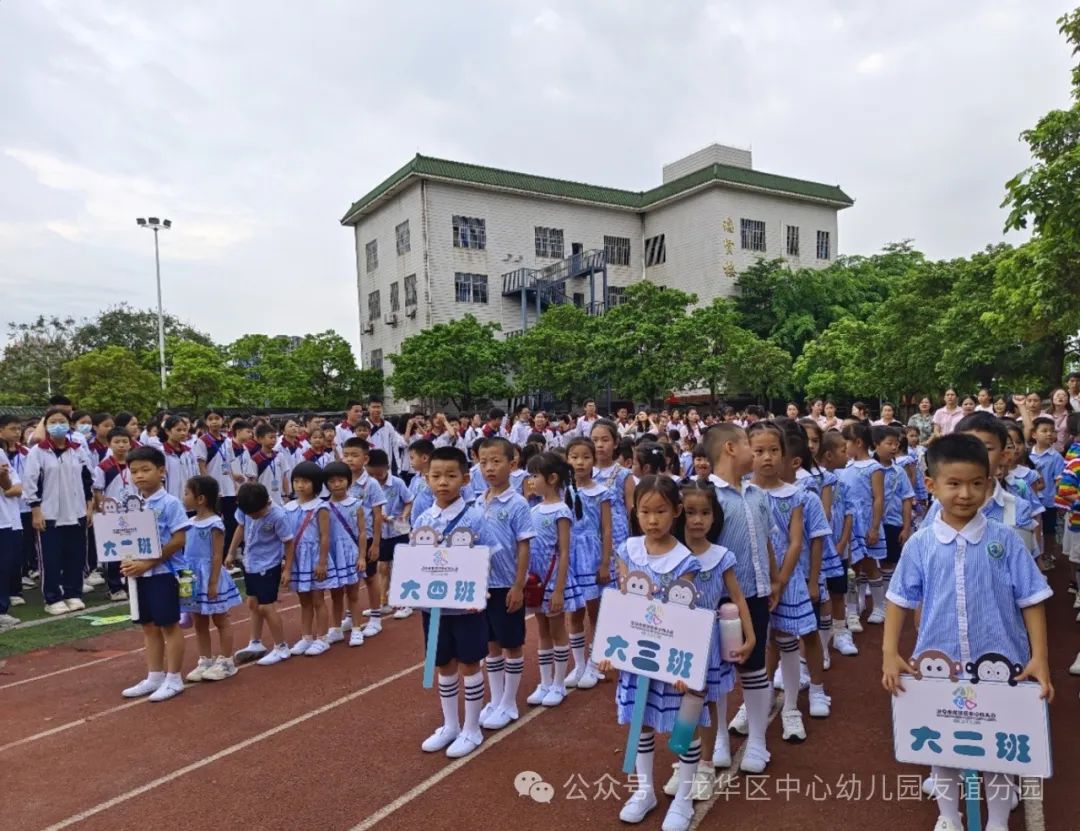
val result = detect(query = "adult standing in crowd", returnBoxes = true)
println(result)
[575,400,598,437]
[366,396,404,474]
[907,395,934,441]
[931,389,963,436]
[335,400,365,448]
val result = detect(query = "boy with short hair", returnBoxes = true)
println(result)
[1029,415,1066,562]
[194,408,238,547]
[411,446,490,758]
[250,423,288,506]
[92,428,138,600]
[0,415,29,607]
[474,437,535,731]
[302,428,334,467]
[0,449,22,627]
[119,446,191,702]
[228,483,296,665]
[482,408,505,439]
[883,433,1053,831]
[406,439,435,521]
[342,437,386,635]
[368,448,415,620]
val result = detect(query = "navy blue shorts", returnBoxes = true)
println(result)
[740,594,771,674]
[134,573,180,627]
[826,572,849,596]
[379,534,408,563]
[485,587,526,648]
[883,523,903,565]
[364,556,378,579]
[421,610,488,667]
[244,565,282,605]
[1042,510,1058,538]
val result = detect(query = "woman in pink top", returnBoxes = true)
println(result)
[931,389,964,436]
[1048,388,1074,452]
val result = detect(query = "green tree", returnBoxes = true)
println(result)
[165,340,240,410]
[285,331,365,410]
[509,304,596,406]
[1002,8,1080,381]
[0,315,77,401]
[63,347,160,414]
[589,282,696,405]
[71,304,213,363]
[388,315,509,410]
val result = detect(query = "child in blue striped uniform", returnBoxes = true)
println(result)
[342,438,385,636]
[182,475,241,683]
[475,438,536,731]
[406,439,436,521]
[323,462,366,647]
[1029,416,1066,565]
[368,448,415,621]
[600,476,702,828]
[816,432,858,658]
[871,425,914,600]
[901,427,929,525]
[565,437,614,690]
[524,452,583,708]
[838,421,886,626]
[591,419,634,553]
[883,433,1053,831]
[284,462,334,656]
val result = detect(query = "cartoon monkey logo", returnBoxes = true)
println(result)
[447,528,477,548]
[911,650,963,682]
[663,578,698,609]
[621,570,655,598]
[411,527,439,546]
[966,652,1023,686]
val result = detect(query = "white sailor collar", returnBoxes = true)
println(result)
[986,480,1007,508]
[932,512,987,545]
[484,487,517,504]
[762,482,799,498]
[432,497,467,519]
[536,501,567,514]
[577,482,606,497]
[624,536,693,574]
[694,543,731,572]
[850,459,877,469]
[708,473,734,490]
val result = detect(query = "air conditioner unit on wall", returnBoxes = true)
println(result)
[361,322,374,334]
[384,312,399,326]
[405,306,417,318]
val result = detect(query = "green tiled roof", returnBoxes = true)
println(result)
[341,154,853,224]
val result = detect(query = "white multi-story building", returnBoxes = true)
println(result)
[341,144,853,408]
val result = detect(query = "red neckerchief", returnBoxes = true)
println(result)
[163,441,188,457]
[302,447,325,462]
[100,457,127,473]
[244,439,259,454]
[298,431,309,442]
[280,437,298,451]
[89,438,107,455]
[37,436,77,452]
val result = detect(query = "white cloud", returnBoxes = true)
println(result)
[856,52,886,74]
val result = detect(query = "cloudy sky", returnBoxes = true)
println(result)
[0,0,1071,355]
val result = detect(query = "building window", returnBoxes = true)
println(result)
[740,219,766,252]
[369,349,383,372]
[573,292,585,308]
[395,221,411,255]
[785,225,800,257]
[452,215,486,250]
[534,226,564,259]
[454,272,488,303]
[367,290,381,322]
[404,274,417,307]
[607,286,626,307]
[644,234,666,267]
[604,235,631,266]
[816,230,831,260]
[389,282,400,313]
[365,239,378,272]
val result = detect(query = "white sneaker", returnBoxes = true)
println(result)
[932,818,962,831]
[1075,609,1080,623]
[712,739,732,769]
[235,641,267,663]
[692,763,715,800]
[82,582,94,593]
[186,657,213,682]
[781,709,806,742]
[257,645,291,666]
[149,680,184,702]
[44,601,69,616]
[21,575,35,588]
[446,730,483,758]
[619,789,657,823]
[728,702,749,735]
[349,629,365,647]
[541,686,566,707]
[202,657,237,681]
[483,707,514,730]
[421,726,459,752]
[341,615,353,632]
[325,627,344,644]
[361,620,382,638]
[304,638,330,656]
[0,613,21,628]
[86,571,105,586]
[65,598,86,611]
[809,688,831,718]
[564,663,585,688]
[661,796,694,831]
[847,613,864,633]
[227,564,242,576]
[823,650,831,671]
[922,774,936,796]
[739,742,770,773]
[833,630,859,656]
[664,764,680,796]
[108,590,128,601]
[1073,591,1080,609]
[122,676,164,698]
[290,637,313,656]
[392,606,413,620]
[478,703,495,726]
[526,684,550,705]
[575,664,599,689]
[773,666,784,691]
[867,607,886,625]
[363,605,393,616]
[9,595,25,606]
[1069,652,1080,676]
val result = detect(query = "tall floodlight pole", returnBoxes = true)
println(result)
[136,217,172,397]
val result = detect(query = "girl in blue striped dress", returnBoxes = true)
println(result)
[600,476,702,828]
[816,432,858,657]
[564,438,613,690]
[284,462,334,657]
[748,422,817,744]
[182,476,242,683]
[524,452,583,708]
[323,462,366,647]
[838,421,886,626]
[591,419,634,551]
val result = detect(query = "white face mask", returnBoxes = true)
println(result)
[46,423,70,440]
[76,423,93,435]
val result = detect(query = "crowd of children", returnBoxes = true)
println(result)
[0,391,1074,831]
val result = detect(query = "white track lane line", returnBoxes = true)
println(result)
[38,660,424,831]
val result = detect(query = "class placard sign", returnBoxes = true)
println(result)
[891,673,1052,778]
[94,504,161,563]
[592,582,714,691]
[390,530,490,611]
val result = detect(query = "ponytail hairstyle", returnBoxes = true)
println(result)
[676,477,725,544]
[780,420,821,480]
[185,475,220,513]
[629,474,682,536]
[635,442,667,476]
[526,451,580,517]
[616,437,635,466]
[662,441,680,477]
[841,420,874,453]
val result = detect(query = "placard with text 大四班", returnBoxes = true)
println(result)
[390,540,490,611]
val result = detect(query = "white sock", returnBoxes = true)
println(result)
[712,693,730,761]
[869,579,884,612]
[674,738,702,804]
[831,619,848,636]
[779,641,801,712]
[538,649,554,687]
[165,672,182,687]
[569,632,586,670]
[818,618,832,652]
[931,766,963,827]
[985,773,1014,828]
[148,671,165,685]
[463,671,485,735]
[740,669,772,747]
[485,656,505,708]
[247,639,263,649]
[553,645,569,688]
[880,568,893,596]
[500,657,523,713]
[635,732,656,795]
[438,673,460,733]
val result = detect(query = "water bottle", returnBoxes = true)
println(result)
[668,691,705,755]
[718,603,744,661]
